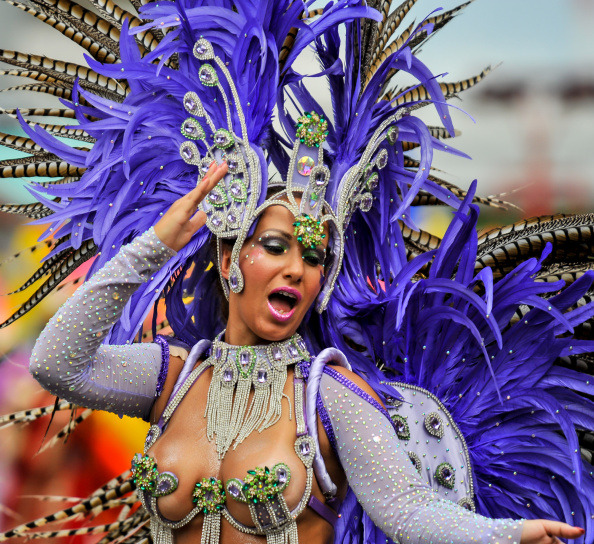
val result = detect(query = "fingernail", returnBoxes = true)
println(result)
[209,160,216,167]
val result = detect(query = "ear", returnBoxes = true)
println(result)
[219,242,232,280]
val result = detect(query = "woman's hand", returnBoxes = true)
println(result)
[521,519,585,543]
[154,161,228,252]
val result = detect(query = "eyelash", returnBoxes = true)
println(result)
[262,239,324,267]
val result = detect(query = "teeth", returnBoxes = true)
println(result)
[277,290,297,300]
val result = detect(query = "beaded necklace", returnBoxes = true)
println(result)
[205,331,310,458]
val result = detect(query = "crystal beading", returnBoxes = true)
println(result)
[205,331,309,459]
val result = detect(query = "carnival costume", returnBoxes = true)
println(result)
[0,1,594,544]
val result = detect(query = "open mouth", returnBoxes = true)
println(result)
[267,288,301,321]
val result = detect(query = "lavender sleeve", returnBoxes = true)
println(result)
[29,227,176,420]
[319,372,524,544]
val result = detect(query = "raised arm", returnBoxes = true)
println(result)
[30,161,228,420]
[319,368,584,544]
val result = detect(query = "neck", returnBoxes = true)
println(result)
[224,326,265,347]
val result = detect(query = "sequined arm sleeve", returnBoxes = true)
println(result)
[30,227,176,419]
[320,371,524,544]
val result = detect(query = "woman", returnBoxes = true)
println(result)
[3,1,594,543]
[27,153,585,544]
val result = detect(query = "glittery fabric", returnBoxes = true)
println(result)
[30,228,176,420]
[319,372,525,544]
[154,335,171,397]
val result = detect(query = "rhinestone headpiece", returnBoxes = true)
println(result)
[180,38,399,312]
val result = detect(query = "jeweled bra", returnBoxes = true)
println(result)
[132,333,320,544]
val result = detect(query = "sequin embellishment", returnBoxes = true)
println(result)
[192,477,226,513]
[226,464,291,505]
[131,453,179,497]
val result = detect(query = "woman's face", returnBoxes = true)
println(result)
[222,203,329,345]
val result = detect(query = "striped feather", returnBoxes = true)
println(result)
[384,66,493,106]
[408,1,475,51]
[6,243,70,295]
[3,107,77,119]
[401,223,441,258]
[4,0,119,63]
[370,0,419,72]
[0,49,125,97]
[0,201,54,219]
[366,20,416,85]
[0,68,65,85]
[87,0,160,53]
[16,503,143,540]
[0,400,75,429]
[0,131,46,155]
[0,239,97,329]
[476,214,594,280]
[1,83,73,99]
[0,159,85,179]
[38,409,93,453]
[14,117,95,142]
[0,480,135,541]
[423,174,517,210]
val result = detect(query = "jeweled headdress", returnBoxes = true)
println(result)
[0,0,492,338]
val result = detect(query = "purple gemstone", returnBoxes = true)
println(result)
[257,369,267,383]
[230,274,238,289]
[277,468,287,483]
[442,467,453,481]
[378,152,388,168]
[299,441,310,456]
[309,197,318,208]
[297,339,306,351]
[215,134,228,145]
[385,395,397,406]
[240,351,251,368]
[200,71,213,83]
[223,369,233,382]
[315,172,326,185]
[227,211,237,224]
[367,174,378,191]
[204,490,214,502]
[228,484,240,498]
[288,344,299,357]
[228,158,238,170]
[230,183,242,197]
[196,43,207,56]
[211,215,222,227]
[210,192,222,203]
[201,163,210,173]
[157,479,172,494]
[182,147,193,160]
[396,421,406,433]
[184,97,196,110]
[145,429,155,444]
[272,346,282,360]
[216,347,222,359]
[430,416,441,431]
[183,121,196,135]
[360,194,373,211]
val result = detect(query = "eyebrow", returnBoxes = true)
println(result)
[260,229,293,242]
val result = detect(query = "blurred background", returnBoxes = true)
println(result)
[0,0,593,538]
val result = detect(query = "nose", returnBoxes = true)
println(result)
[282,247,304,283]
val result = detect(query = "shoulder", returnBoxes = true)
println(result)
[323,364,385,409]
